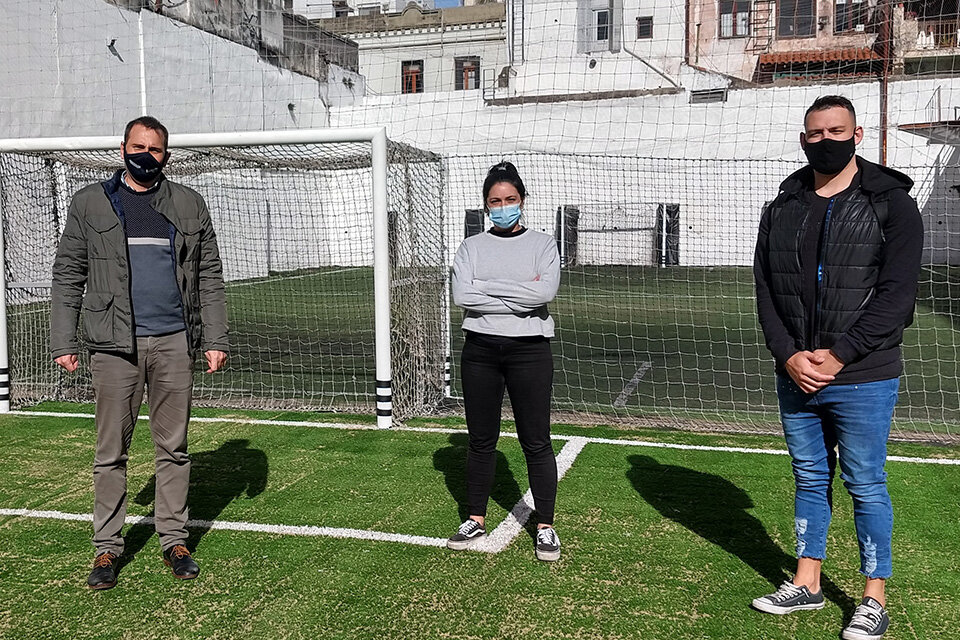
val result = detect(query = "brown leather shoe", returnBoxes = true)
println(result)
[162,545,199,580]
[87,552,118,590]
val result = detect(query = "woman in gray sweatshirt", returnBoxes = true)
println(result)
[446,162,562,561]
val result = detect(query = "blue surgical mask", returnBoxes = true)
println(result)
[489,203,522,229]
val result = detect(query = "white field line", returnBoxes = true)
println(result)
[613,361,652,408]
[13,410,960,466]
[0,508,447,548]
[225,267,363,289]
[472,436,589,554]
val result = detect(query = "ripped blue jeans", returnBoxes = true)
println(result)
[777,375,899,579]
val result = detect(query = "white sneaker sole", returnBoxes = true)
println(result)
[446,534,486,551]
[841,628,885,640]
[751,598,825,615]
[535,548,560,562]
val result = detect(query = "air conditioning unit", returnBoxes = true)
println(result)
[855,24,865,32]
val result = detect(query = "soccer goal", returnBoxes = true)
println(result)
[0,128,448,426]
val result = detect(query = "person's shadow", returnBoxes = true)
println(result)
[433,433,538,539]
[627,454,855,618]
[118,439,268,572]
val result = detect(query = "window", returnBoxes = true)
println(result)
[358,4,381,15]
[636,16,653,39]
[333,1,350,17]
[455,57,480,91]
[577,0,622,53]
[720,1,751,38]
[401,60,423,94]
[596,9,610,41]
[778,0,815,37]
[834,0,869,33]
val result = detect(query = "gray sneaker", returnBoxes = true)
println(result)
[447,519,486,550]
[842,597,889,640]
[535,526,561,562]
[752,580,825,614]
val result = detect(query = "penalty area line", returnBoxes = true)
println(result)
[9,411,960,466]
[0,508,448,549]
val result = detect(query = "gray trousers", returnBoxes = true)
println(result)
[91,330,193,556]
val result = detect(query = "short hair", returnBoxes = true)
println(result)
[123,116,169,150]
[482,161,527,208]
[805,95,856,124]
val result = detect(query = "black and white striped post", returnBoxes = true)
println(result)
[371,128,393,428]
[0,210,8,412]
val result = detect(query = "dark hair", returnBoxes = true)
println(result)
[805,95,856,124]
[482,161,526,208]
[123,116,169,150]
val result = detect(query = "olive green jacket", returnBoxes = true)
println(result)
[51,171,229,359]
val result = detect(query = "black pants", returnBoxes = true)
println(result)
[461,332,557,524]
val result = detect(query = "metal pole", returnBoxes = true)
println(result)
[138,11,147,116]
[371,129,392,428]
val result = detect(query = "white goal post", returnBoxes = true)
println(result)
[0,128,397,427]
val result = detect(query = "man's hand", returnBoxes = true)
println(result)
[54,354,79,373]
[204,350,227,373]
[785,351,835,393]
[812,349,844,377]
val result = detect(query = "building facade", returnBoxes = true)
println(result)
[318,3,508,96]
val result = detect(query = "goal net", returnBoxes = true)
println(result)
[3,0,960,440]
[0,135,447,421]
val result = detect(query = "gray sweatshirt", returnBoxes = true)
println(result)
[451,228,561,338]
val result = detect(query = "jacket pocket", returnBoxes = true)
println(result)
[81,292,115,346]
[179,225,201,262]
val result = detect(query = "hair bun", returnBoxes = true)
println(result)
[488,161,519,176]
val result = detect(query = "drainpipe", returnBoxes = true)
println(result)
[879,0,892,165]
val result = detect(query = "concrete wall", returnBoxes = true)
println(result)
[332,76,960,266]
[0,0,346,139]
[510,0,686,96]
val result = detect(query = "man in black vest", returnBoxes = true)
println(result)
[751,96,922,640]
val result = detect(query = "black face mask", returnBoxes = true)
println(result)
[803,136,856,175]
[123,149,165,184]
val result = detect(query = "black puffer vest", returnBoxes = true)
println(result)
[767,170,904,352]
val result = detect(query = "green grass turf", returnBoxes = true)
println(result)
[1,408,958,639]
[10,264,960,435]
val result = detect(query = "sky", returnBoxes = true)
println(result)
[433,0,461,7]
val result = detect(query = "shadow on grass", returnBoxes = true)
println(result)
[627,454,856,619]
[117,439,268,572]
[433,432,538,541]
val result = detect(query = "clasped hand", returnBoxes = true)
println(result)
[785,349,844,394]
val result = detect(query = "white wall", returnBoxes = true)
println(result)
[510,0,686,96]
[0,0,333,139]
[332,77,960,266]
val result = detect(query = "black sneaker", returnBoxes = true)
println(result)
[752,580,825,614]
[446,519,486,550]
[162,545,199,580]
[535,526,561,562]
[842,597,890,640]
[87,552,118,590]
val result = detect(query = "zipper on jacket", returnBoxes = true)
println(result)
[814,197,836,349]
[103,179,137,354]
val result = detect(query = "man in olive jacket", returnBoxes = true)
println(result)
[51,116,228,590]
